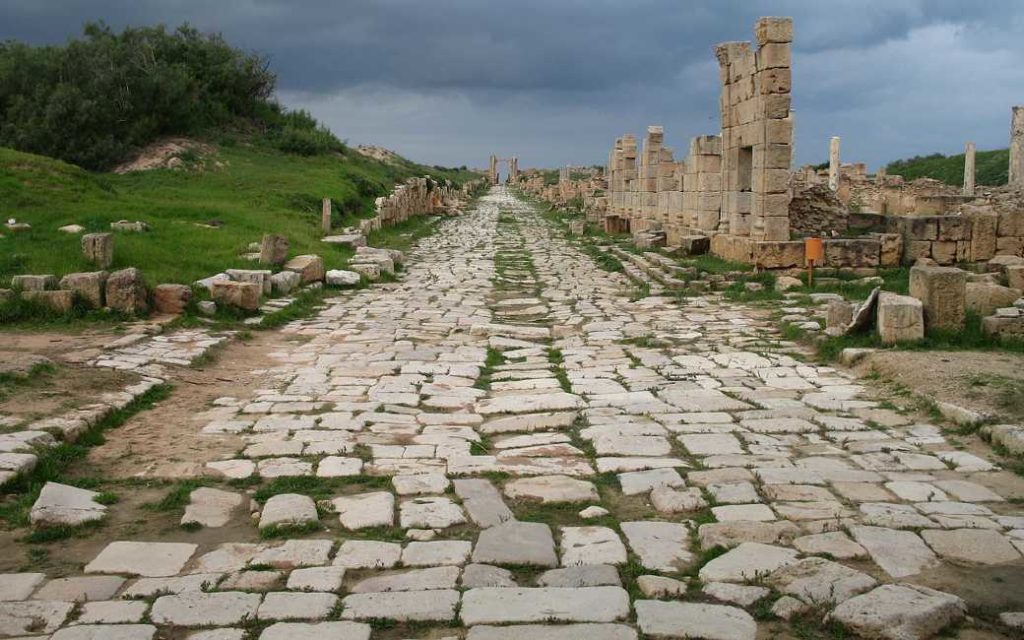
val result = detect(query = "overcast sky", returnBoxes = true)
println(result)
[3,0,1023,171]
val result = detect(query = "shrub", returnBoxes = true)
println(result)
[0,22,344,168]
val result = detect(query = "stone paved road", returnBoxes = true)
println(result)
[3,187,1023,640]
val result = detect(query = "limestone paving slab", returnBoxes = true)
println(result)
[340,589,459,622]
[635,600,757,640]
[0,573,45,601]
[150,591,262,626]
[50,625,157,640]
[258,622,371,640]
[560,527,627,566]
[85,541,197,577]
[460,586,630,625]
[472,521,557,567]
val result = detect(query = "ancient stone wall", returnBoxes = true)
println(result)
[788,183,847,237]
[366,176,484,232]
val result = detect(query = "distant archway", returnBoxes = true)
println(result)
[488,155,519,184]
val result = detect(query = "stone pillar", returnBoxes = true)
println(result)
[963,142,976,197]
[321,198,332,233]
[1010,106,1024,189]
[828,136,841,192]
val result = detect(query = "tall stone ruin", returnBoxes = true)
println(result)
[716,16,794,243]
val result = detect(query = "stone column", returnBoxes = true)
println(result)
[963,141,976,197]
[828,136,841,191]
[1011,106,1024,189]
[321,198,332,233]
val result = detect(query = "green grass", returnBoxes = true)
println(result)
[475,347,507,391]
[0,143,480,286]
[0,383,172,527]
[684,254,751,275]
[722,271,781,303]
[0,361,57,402]
[581,242,624,273]
[815,310,1024,361]
[259,521,322,539]
[798,267,910,300]
[251,474,391,503]
[886,148,1009,187]
[143,479,210,512]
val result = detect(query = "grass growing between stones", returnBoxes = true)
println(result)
[474,348,507,391]
[256,287,332,330]
[0,383,172,528]
[143,479,211,512]
[251,475,391,503]
[258,521,323,540]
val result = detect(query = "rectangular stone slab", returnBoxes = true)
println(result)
[460,587,630,625]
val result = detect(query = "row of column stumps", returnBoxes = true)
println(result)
[825,126,1023,199]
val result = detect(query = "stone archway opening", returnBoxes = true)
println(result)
[488,155,520,185]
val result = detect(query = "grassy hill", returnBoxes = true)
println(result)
[886,148,1009,187]
[0,141,479,285]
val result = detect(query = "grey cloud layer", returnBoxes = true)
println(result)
[3,0,1023,169]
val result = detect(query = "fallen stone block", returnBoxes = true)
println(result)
[965,282,1022,316]
[23,290,75,314]
[876,292,924,344]
[284,255,325,284]
[226,269,272,295]
[211,281,260,311]
[326,270,361,287]
[105,267,148,315]
[111,220,148,232]
[259,234,289,266]
[322,233,367,248]
[11,274,57,291]
[81,232,113,268]
[271,270,302,294]
[909,265,965,331]
[349,262,381,280]
[59,271,107,308]
[194,272,230,292]
[153,284,192,315]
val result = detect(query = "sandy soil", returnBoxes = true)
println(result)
[858,350,1024,423]
[87,332,291,479]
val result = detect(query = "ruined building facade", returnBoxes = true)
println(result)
[521,16,1024,269]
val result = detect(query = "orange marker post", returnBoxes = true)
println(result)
[805,237,824,287]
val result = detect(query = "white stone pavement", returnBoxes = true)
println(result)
[4,187,1022,639]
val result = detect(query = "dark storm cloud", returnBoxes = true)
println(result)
[3,1,1024,169]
